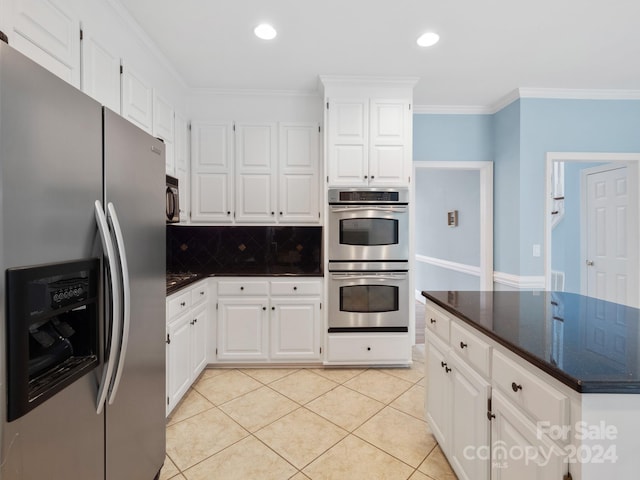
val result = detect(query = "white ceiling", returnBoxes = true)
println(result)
[119,0,640,107]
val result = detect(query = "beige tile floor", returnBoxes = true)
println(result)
[161,342,457,480]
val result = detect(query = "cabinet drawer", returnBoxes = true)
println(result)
[327,333,409,363]
[450,321,491,377]
[167,290,191,320]
[492,350,568,427]
[217,280,269,296]
[425,304,450,343]
[271,281,321,296]
[191,281,210,306]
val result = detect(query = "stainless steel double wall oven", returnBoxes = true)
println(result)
[328,188,409,332]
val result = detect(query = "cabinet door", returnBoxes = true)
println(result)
[327,99,369,186]
[167,313,191,413]
[271,299,321,361]
[190,304,208,379]
[491,391,567,480]
[174,113,190,218]
[450,355,491,480]
[369,99,410,186]
[10,0,80,87]
[278,123,320,223]
[121,63,153,134]
[80,25,121,114]
[191,122,234,222]
[217,298,268,361]
[426,337,452,451]
[235,123,277,223]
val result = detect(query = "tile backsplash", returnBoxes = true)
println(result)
[166,225,322,275]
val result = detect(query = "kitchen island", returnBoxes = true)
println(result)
[422,290,640,480]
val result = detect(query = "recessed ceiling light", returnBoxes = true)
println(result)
[254,23,277,40]
[417,32,440,47]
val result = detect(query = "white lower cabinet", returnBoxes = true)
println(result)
[426,335,491,480]
[215,278,322,363]
[425,300,572,480]
[166,279,211,414]
[490,390,567,480]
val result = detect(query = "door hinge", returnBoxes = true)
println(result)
[563,474,573,480]
[320,346,322,354]
[318,212,321,219]
[233,123,236,132]
[409,103,411,110]
[79,29,83,40]
[326,175,329,183]
[167,396,169,405]
[216,348,218,354]
[188,123,192,131]
[120,64,123,75]
[487,397,495,421]
[320,302,322,310]
[166,333,171,344]
[326,101,329,109]
[216,303,218,310]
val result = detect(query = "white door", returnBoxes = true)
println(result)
[121,63,153,133]
[278,123,320,223]
[217,299,268,361]
[369,99,409,186]
[80,25,121,113]
[235,123,277,223]
[10,0,80,87]
[584,163,639,306]
[327,99,369,186]
[270,299,321,361]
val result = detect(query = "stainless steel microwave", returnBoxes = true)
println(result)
[166,175,179,223]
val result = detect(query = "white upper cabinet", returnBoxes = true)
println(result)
[369,99,410,186]
[190,121,320,225]
[190,121,235,223]
[9,0,81,87]
[80,24,121,114]
[327,99,369,186]
[153,90,174,142]
[321,76,416,187]
[279,123,320,223]
[121,63,153,134]
[235,122,277,223]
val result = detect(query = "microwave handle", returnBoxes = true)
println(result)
[330,206,407,213]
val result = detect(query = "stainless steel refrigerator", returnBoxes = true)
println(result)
[0,42,166,479]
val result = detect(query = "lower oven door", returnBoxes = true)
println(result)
[328,270,408,332]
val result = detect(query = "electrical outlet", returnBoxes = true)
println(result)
[532,244,541,257]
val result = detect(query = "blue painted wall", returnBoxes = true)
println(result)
[413,98,640,280]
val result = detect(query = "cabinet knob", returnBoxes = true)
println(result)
[459,341,468,349]
[511,382,523,392]
[180,302,186,307]
[190,320,195,325]
[364,175,368,179]
[262,306,266,311]
[227,211,231,215]
[240,286,244,291]
[293,286,297,291]
[487,412,496,421]
[367,346,371,351]
[279,211,283,215]
[371,175,375,180]
[445,366,452,373]
[271,211,274,215]
[430,318,436,324]
[194,318,198,324]
[200,291,205,295]
[440,361,447,368]
[272,306,275,310]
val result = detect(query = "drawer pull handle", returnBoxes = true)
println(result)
[430,318,436,324]
[445,366,451,373]
[511,382,523,392]
[459,341,468,349]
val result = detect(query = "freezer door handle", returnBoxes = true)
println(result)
[94,200,122,414]
[106,202,131,405]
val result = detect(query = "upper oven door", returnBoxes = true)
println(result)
[328,205,408,261]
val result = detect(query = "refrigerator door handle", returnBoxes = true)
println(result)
[106,202,130,405]
[94,200,122,414]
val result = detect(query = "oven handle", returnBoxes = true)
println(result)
[329,206,407,213]
[94,200,121,415]
[331,273,408,281]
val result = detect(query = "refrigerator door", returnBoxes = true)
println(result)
[0,43,105,478]
[103,108,166,480]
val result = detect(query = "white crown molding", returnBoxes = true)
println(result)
[488,89,521,113]
[319,74,420,88]
[189,87,321,98]
[413,105,492,115]
[104,0,188,89]
[493,271,545,289]
[518,87,640,100]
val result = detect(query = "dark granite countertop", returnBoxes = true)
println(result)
[422,290,640,394]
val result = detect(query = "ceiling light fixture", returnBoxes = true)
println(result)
[254,23,277,40]
[417,32,440,47]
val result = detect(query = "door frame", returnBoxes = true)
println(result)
[412,161,494,290]
[544,152,640,298]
